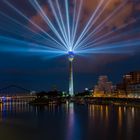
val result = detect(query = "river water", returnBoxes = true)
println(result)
[0,102,140,140]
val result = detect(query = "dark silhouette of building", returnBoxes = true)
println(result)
[117,71,140,97]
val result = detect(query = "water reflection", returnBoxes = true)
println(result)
[88,105,139,140]
[0,102,140,140]
[66,103,75,140]
[88,105,109,122]
[0,101,30,113]
[118,107,122,129]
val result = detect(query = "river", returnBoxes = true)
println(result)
[0,102,140,140]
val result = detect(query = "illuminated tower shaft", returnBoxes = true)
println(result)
[69,59,74,96]
[68,51,74,96]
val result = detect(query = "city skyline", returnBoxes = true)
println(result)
[0,0,140,92]
[0,1,140,140]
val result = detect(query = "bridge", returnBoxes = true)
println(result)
[0,85,36,102]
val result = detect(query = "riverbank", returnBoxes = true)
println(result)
[29,96,140,107]
[83,97,140,107]
[29,97,68,106]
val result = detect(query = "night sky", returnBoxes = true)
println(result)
[0,0,140,92]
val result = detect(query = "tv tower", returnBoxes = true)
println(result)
[68,51,74,96]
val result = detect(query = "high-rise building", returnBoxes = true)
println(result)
[124,71,140,97]
[117,71,140,97]
[93,76,115,97]
[123,71,140,84]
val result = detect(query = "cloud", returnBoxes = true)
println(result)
[29,0,139,33]
[136,4,140,10]
[28,0,140,68]
[29,4,53,32]
[78,0,135,31]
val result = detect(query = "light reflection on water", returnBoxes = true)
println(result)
[88,105,140,140]
[0,102,140,140]
[66,103,75,140]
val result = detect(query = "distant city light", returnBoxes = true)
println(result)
[0,0,140,95]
